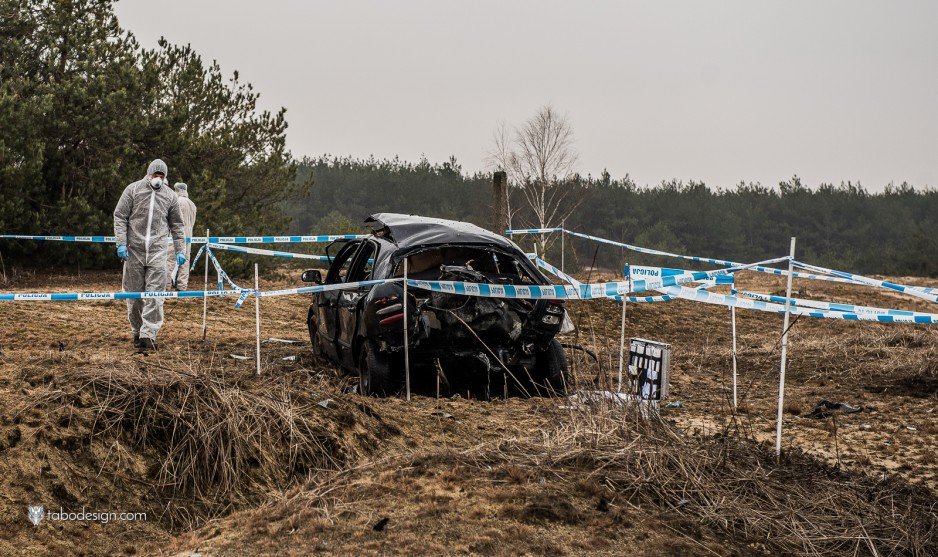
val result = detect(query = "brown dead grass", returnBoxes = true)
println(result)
[29,355,383,529]
[1,267,937,556]
[174,403,936,556]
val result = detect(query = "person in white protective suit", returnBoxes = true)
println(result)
[113,159,187,352]
[165,182,197,290]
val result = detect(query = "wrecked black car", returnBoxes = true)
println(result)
[302,213,571,397]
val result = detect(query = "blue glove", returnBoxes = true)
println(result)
[176,253,187,266]
[117,245,128,261]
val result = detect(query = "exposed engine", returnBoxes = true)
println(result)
[417,264,530,345]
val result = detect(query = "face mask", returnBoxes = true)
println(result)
[150,177,164,188]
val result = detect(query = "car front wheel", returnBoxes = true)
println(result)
[307,309,322,357]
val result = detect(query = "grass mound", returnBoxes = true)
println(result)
[26,351,386,529]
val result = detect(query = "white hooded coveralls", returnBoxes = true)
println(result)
[113,178,186,340]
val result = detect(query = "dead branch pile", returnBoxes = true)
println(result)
[39,358,367,526]
[477,404,937,555]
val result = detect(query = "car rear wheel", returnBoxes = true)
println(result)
[359,341,393,396]
[534,339,570,396]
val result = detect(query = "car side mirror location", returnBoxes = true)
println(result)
[301,269,323,284]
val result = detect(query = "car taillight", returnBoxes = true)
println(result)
[374,296,399,307]
[376,303,403,316]
[379,313,405,326]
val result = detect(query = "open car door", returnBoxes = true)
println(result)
[315,240,360,363]
[336,240,379,368]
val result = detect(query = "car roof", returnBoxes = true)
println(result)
[365,213,519,251]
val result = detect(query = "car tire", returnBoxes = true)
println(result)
[359,341,393,396]
[535,339,570,396]
[310,330,323,358]
[307,311,322,357]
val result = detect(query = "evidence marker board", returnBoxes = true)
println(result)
[628,338,671,400]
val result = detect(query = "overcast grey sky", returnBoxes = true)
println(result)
[114,0,938,190]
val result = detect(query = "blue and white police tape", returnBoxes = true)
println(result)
[658,285,938,324]
[520,228,748,268]
[504,228,563,235]
[0,233,366,244]
[534,257,582,287]
[205,242,332,261]
[626,256,787,297]
[533,256,776,298]
[610,277,728,304]
[0,278,401,308]
[564,229,864,284]
[210,278,398,309]
[610,276,724,303]
[206,249,246,292]
[190,243,208,271]
[536,257,669,302]
[192,234,364,244]
[189,243,332,271]
[0,235,115,243]
[407,279,576,300]
[603,231,938,296]
[792,260,938,304]
[404,257,782,301]
[733,290,938,319]
[0,289,241,302]
[206,249,225,290]
[610,293,674,303]
[536,258,722,297]
[627,265,735,287]
[514,227,859,285]
[256,279,397,299]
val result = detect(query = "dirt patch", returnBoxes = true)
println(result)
[520,491,583,525]
[866,373,938,399]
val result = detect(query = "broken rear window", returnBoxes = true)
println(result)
[392,246,537,284]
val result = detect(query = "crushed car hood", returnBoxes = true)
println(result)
[366,213,520,251]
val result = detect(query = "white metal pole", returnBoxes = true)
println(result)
[775,237,796,458]
[560,221,565,274]
[731,306,738,409]
[201,228,209,340]
[403,258,411,401]
[617,296,627,392]
[254,263,262,376]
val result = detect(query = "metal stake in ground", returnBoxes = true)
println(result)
[775,237,797,458]
[0,246,7,283]
[560,220,565,274]
[617,283,628,393]
[403,258,411,401]
[201,228,210,340]
[254,263,262,376]
[731,305,738,408]
[616,276,632,393]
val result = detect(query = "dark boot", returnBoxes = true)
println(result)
[133,334,141,348]
[138,337,157,353]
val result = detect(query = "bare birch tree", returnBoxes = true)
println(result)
[486,105,580,254]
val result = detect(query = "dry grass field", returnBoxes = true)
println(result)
[0,267,935,555]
